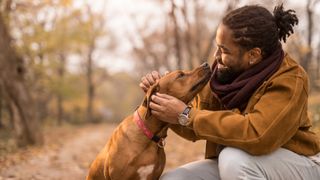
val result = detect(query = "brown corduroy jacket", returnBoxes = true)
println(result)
[170,53,320,158]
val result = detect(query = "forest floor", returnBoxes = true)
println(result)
[0,123,205,180]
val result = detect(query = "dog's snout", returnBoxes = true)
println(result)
[201,62,209,68]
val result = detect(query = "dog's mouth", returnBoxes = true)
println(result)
[190,68,212,92]
[178,66,211,104]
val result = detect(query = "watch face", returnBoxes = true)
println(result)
[178,114,189,126]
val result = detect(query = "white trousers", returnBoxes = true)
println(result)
[160,147,320,180]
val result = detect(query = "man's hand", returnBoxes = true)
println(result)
[140,71,186,124]
[139,71,161,93]
[150,93,187,124]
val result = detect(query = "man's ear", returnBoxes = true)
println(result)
[248,47,262,65]
[142,83,160,119]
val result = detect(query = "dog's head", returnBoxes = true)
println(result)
[143,63,212,117]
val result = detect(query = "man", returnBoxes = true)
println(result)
[140,4,320,179]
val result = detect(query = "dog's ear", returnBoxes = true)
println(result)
[143,82,160,119]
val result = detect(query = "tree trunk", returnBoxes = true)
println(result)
[57,53,66,125]
[0,87,3,128]
[0,12,43,146]
[182,0,194,70]
[301,0,313,74]
[163,17,173,71]
[7,102,14,129]
[317,39,320,80]
[170,0,183,69]
[86,43,95,122]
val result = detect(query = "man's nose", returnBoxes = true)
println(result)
[216,55,223,64]
[214,48,221,59]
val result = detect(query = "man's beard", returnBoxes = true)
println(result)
[215,66,243,84]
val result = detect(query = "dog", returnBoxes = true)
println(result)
[87,63,211,180]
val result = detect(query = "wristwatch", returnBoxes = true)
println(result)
[178,107,191,126]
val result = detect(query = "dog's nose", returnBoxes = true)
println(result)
[201,62,209,68]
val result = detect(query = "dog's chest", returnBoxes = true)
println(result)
[137,164,155,180]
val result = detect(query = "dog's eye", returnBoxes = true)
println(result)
[177,72,185,79]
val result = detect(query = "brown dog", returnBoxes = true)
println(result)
[87,63,211,180]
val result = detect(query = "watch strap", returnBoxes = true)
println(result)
[182,106,191,116]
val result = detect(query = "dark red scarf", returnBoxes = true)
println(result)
[210,45,284,111]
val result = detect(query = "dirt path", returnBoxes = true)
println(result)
[0,124,205,180]
[0,124,116,180]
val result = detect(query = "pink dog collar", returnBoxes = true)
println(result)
[134,111,165,148]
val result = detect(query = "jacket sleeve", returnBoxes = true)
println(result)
[168,83,221,142]
[187,72,308,155]
[168,94,202,142]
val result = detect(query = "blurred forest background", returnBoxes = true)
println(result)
[0,0,320,179]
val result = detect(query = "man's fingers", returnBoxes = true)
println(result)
[141,77,151,88]
[155,93,174,100]
[151,95,164,105]
[139,82,148,93]
[150,110,162,118]
[139,71,161,93]
[151,71,161,80]
[149,101,164,112]
[146,73,155,85]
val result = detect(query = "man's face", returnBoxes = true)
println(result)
[214,23,251,84]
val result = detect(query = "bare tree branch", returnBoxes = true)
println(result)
[169,0,183,69]
[202,0,239,62]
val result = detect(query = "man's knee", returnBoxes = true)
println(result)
[218,147,262,179]
[160,159,219,180]
[160,168,193,180]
